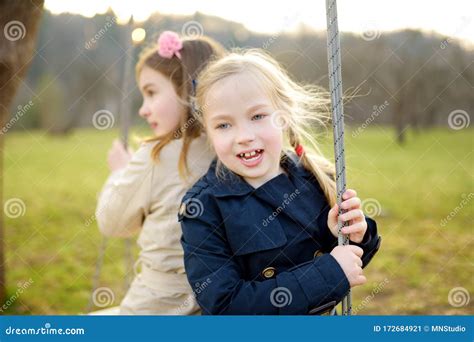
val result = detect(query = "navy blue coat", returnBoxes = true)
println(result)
[178,152,381,315]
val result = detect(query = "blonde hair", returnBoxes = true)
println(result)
[135,34,225,180]
[195,49,337,206]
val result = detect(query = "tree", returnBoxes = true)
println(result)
[0,0,44,305]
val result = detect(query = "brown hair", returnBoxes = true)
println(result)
[135,34,225,180]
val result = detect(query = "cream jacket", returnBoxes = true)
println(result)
[96,136,213,314]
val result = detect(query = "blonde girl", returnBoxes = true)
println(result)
[178,50,381,314]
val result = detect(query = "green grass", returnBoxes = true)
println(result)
[3,126,473,314]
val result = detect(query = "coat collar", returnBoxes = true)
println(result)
[206,151,313,198]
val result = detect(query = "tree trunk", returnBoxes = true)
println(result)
[0,0,44,306]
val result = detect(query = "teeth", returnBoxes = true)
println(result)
[239,150,262,159]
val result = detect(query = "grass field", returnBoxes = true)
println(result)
[3,126,473,314]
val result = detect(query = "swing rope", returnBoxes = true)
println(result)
[119,17,135,289]
[325,0,352,315]
[86,18,135,313]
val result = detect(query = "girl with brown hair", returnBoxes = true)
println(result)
[96,31,225,314]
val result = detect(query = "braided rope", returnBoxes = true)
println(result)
[326,0,352,315]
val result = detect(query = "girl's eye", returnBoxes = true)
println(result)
[252,113,266,121]
[146,90,155,97]
[216,123,230,130]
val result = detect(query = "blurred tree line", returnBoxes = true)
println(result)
[10,9,473,143]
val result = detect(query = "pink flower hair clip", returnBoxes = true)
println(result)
[157,31,183,59]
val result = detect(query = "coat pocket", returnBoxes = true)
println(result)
[221,201,288,256]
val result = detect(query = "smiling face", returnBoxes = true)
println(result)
[203,72,285,188]
[138,65,186,136]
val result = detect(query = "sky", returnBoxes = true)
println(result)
[44,0,473,44]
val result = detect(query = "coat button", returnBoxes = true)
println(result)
[262,267,276,279]
[313,249,324,258]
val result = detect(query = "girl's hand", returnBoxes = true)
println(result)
[327,189,367,243]
[330,245,366,287]
[107,139,133,172]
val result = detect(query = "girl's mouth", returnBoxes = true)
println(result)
[236,149,264,167]
[150,122,158,129]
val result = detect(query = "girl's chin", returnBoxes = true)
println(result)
[151,127,168,137]
[233,162,268,180]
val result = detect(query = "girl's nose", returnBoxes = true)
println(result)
[236,126,256,145]
[138,104,150,119]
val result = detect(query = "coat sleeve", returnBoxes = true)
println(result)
[316,205,381,267]
[350,217,381,267]
[95,143,154,237]
[179,193,350,315]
